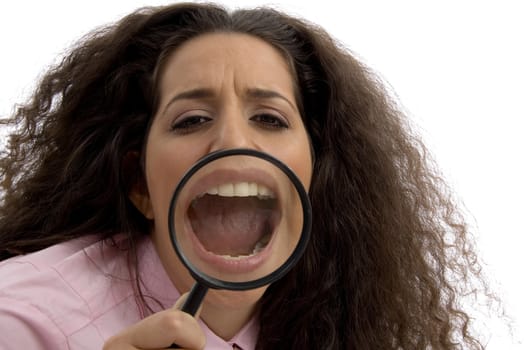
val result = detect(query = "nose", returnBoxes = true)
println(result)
[208,111,257,153]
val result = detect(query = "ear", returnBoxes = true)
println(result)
[129,185,154,220]
[124,151,154,220]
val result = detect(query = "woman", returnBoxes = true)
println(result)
[0,3,485,349]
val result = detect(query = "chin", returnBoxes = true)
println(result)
[204,285,268,311]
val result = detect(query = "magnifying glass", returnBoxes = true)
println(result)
[167,148,312,319]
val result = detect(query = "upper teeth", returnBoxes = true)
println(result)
[205,182,275,198]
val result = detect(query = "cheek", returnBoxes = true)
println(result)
[145,147,186,221]
[145,144,198,293]
[296,148,313,185]
[283,135,313,191]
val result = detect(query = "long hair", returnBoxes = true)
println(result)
[0,3,485,349]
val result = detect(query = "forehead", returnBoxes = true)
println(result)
[156,32,296,95]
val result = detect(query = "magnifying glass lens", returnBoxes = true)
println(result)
[171,154,304,284]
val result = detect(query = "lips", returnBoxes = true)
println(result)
[178,168,282,275]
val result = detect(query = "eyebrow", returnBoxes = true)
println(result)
[245,88,297,111]
[162,87,297,115]
[160,88,214,116]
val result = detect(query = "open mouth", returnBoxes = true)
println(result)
[187,181,280,259]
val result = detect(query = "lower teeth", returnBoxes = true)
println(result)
[219,235,269,259]
[252,240,266,254]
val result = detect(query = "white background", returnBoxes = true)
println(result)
[1,1,524,348]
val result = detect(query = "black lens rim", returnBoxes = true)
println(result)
[168,148,312,291]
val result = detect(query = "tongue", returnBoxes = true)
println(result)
[188,195,275,256]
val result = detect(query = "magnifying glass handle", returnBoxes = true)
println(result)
[181,282,209,315]
[169,282,209,349]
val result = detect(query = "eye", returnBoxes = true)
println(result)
[250,113,289,130]
[171,114,212,134]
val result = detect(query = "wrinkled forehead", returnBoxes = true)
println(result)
[151,32,303,115]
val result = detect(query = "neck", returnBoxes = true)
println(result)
[199,289,261,340]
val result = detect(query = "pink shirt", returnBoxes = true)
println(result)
[0,235,258,349]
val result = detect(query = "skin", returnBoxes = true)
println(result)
[113,32,312,348]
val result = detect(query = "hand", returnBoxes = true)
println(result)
[103,293,205,350]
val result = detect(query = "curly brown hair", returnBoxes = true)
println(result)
[0,3,486,349]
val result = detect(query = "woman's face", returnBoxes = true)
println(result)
[133,32,312,313]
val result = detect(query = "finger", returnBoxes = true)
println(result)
[173,292,189,309]
[102,336,136,350]
[110,308,205,350]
